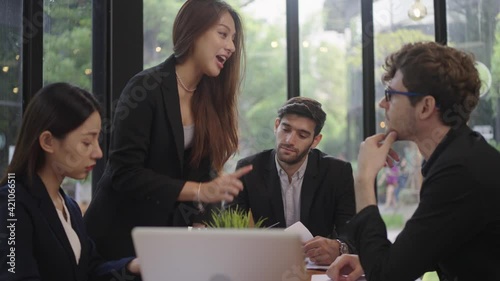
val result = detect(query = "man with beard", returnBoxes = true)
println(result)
[234,97,355,266]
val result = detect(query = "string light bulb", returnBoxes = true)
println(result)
[408,0,427,21]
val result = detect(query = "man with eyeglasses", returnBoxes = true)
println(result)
[234,97,356,266]
[327,41,500,281]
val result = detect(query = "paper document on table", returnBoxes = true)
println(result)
[284,221,313,242]
[311,275,331,281]
[311,274,367,281]
[306,258,330,270]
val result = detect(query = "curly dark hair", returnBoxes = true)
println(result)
[382,41,481,127]
[277,97,327,136]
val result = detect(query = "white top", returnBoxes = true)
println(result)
[183,124,195,149]
[55,193,81,264]
[275,155,309,227]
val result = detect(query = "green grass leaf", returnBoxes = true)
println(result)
[204,206,268,228]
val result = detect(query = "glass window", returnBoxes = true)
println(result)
[299,0,363,169]
[43,0,92,90]
[447,0,500,152]
[373,0,434,242]
[43,0,92,210]
[233,0,287,170]
[143,0,183,68]
[0,0,23,176]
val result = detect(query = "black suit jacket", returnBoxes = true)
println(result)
[84,55,214,260]
[235,149,355,238]
[0,176,133,281]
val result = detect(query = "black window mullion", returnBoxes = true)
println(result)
[434,0,447,45]
[91,0,143,194]
[21,0,43,112]
[361,0,375,139]
[91,0,111,193]
[286,0,300,99]
[361,0,377,200]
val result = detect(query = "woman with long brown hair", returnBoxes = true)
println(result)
[84,0,252,260]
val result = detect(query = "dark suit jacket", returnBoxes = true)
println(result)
[235,149,355,238]
[350,125,500,281]
[0,176,134,281]
[84,55,214,260]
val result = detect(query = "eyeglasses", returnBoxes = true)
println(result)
[384,87,426,102]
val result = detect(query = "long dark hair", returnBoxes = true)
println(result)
[173,0,245,172]
[0,83,101,186]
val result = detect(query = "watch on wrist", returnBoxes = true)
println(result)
[336,239,349,255]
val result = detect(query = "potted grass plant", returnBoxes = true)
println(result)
[205,206,268,228]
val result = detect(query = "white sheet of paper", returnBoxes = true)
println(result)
[311,274,367,281]
[311,274,331,281]
[306,258,330,270]
[284,221,313,242]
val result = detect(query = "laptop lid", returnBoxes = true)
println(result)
[132,227,307,281]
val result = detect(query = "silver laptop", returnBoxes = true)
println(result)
[132,227,307,281]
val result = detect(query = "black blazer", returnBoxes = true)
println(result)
[0,176,133,281]
[84,55,214,260]
[235,149,355,238]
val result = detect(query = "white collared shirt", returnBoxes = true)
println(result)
[275,155,309,227]
[55,193,81,264]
